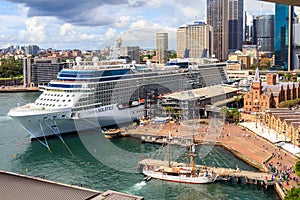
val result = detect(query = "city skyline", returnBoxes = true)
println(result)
[0,0,295,50]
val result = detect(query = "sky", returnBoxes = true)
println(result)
[0,0,297,50]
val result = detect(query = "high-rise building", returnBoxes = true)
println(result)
[25,45,40,56]
[274,4,294,70]
[293,22,300,70]
[254,15,274,56]
[23,57,66,87]
[176,22,213,59]
[120,46,140,63]
[207,0,229,61]
[245,12,251,42]
[251,16,257,45]
[228,0,244,53]
[156,33,168,64]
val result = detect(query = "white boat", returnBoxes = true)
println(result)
[143,165,218,184]
[142,131,218,184]
[7,57,229,140]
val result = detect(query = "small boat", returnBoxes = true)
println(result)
[102,128,121,139]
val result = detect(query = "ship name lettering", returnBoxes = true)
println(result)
[97,105,113,113]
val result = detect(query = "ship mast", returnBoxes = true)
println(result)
[190,125,196,173]
[168,130,171,167]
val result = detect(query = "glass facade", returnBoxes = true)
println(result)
[228,0,244,53]
[256,15,274,55]
[274,4,293,70]
[207,0,228,61]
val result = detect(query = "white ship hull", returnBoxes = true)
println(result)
[143,168,218,184]
[8,104,144,139]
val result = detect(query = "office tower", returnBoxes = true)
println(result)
[228,0,244,53]
[251,16,257,45]
[293,22,300,70]
[176,22,213,59]
[25,45,40,56]
[120,46,140,64]
[274,4,294,70]
[255,15,274,56]
[245,12,251,42]
[156,33,168,64]
[23,57,66,87]
[207,0,228,61]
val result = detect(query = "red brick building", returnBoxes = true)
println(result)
[244,68,300,112]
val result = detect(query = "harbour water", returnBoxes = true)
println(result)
[0,92,280,199]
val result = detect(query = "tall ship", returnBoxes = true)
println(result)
[8,57,229,139]
[142,131,218,184]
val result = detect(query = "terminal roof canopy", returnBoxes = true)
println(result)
[260,0,300,6]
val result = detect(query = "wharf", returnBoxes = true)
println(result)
[0,86,39,93]
[0,170,144,200]
[138,158,275,188]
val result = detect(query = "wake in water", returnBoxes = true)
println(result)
[123,181,147,194]
[0,116,12,122]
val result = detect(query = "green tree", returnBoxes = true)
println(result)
[285,187,300,200]
[294,160,300,177]
[232,108,240,122]
[0,58,23,78]
[284,73,292,82]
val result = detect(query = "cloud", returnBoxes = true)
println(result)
[18,17,46,43]
[60,23,76,36]
[130,19,147,29]
[105,28,117,38]
[115,15,130,28]
[128,0,146,8]
[6,0,129,26]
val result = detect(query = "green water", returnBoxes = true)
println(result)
[0,92,280,199]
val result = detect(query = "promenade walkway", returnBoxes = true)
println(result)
[239,122,300,156]
[219,123,299,193]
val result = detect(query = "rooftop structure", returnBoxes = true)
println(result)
[0,170,144,200]
[161,84,240,118]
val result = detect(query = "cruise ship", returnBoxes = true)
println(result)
[8,57,229,139]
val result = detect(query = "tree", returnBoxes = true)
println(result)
[0,58,23,78]
[294,160,300,177]
[285,187,300,200]
[259,57,271,70]
[234,95,243,109]
[284,73,292,82]
[278,98,300,108]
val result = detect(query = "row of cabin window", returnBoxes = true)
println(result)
[36,103,68,107]
[44,93,75,97]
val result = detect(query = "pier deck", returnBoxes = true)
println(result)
[138,159,275,186]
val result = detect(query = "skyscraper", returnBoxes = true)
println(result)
[207,0,228,61]
[156,33,168,64]
[176,22,213,59]
[255,15,274,56]
[228,0,244,53]
[274,4,294,70]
